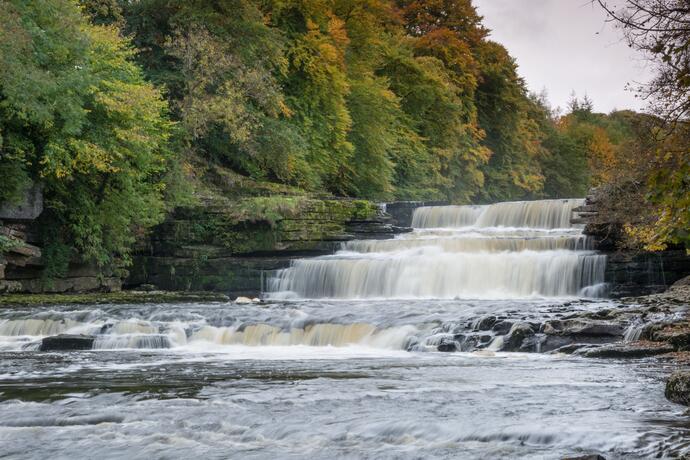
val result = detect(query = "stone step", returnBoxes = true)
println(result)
[572,205,598,213]
[39,334,95,352]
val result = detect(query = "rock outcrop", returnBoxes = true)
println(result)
[39,334,95,351]
[574,189,690,297]
[383,200,449,227]
[1,185,122,294]
[126,196,409,296]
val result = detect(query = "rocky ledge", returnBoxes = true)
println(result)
[434,277,690,360]
[126,196,411,296]
[573,188,690,297]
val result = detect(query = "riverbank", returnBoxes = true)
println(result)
[0,290,231,307]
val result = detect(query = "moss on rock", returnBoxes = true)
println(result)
[0,291,230,307]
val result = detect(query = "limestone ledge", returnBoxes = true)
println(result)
[127,197,408,295]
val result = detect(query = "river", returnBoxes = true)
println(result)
[0,199,687,459]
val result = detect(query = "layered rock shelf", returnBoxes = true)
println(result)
[126,196,410,296]
[573,189,690,297]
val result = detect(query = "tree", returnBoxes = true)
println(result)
[474,41,546,201]
[597,0,690,123]
[0,0,173,270]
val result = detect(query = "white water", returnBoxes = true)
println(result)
[269,199,607,299]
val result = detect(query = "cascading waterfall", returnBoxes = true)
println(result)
[0,316,419,351]
[0,198,608,354]
[268,198,607,299]
[411,199,583,229]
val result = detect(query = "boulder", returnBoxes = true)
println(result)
[649,323,690,350]
[39,334,95,352]
[474,315,497,331]
[666,371,690,406]
[437,338,457,352]
[492,320,513,335]
[500,323,534,351]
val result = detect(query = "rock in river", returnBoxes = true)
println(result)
[39,334,95,352]
[666,371,690,406]
[581,342,674,359]
[500,322,534,351]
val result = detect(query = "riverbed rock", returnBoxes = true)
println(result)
[550,343,591,354]
[39,334,95,352]
[500,322,534,351]
[562,455,606,460]
[665,371,690,406]
[474,315,497,331]
[543,319,624,338]
[437,338,457,352]
[492,320,513,335]
[518,333,585,353]
[581,341,675,359]
[646,321,690,350]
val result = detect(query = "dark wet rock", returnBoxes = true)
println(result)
[667,331,690,351]
[39,334,95,352]
[518,334,545,352]
[648,323,690,351]
[492,320,513,335]
[458,335,482,352]
[581,342,674,359]
[562,455,606,460]
[550,343,591,354]
[500,323,534,351]
[474,315,496,331]
[666,371,690,406]
[437,338,457,352]
[543,319,624,338]
[519,333,584,353]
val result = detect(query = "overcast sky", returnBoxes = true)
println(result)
[473,0,653,113]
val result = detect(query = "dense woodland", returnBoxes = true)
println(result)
[0,0,688,273]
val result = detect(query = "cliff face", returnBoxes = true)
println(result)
[0,186,121,294]
[574,189,690,297]
[0,185,408,295]
[383,201,449,227]
[126,196,408,296]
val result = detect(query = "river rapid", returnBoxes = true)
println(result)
[1,199,688,459]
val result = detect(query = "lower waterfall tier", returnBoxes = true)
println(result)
[268,250,606,299]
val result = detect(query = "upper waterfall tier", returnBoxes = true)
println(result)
[411,199,584,229]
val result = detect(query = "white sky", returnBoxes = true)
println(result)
[473,0,654,113]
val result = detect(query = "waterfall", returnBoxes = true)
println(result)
[411,199,584,229]
[267,198,607,300]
